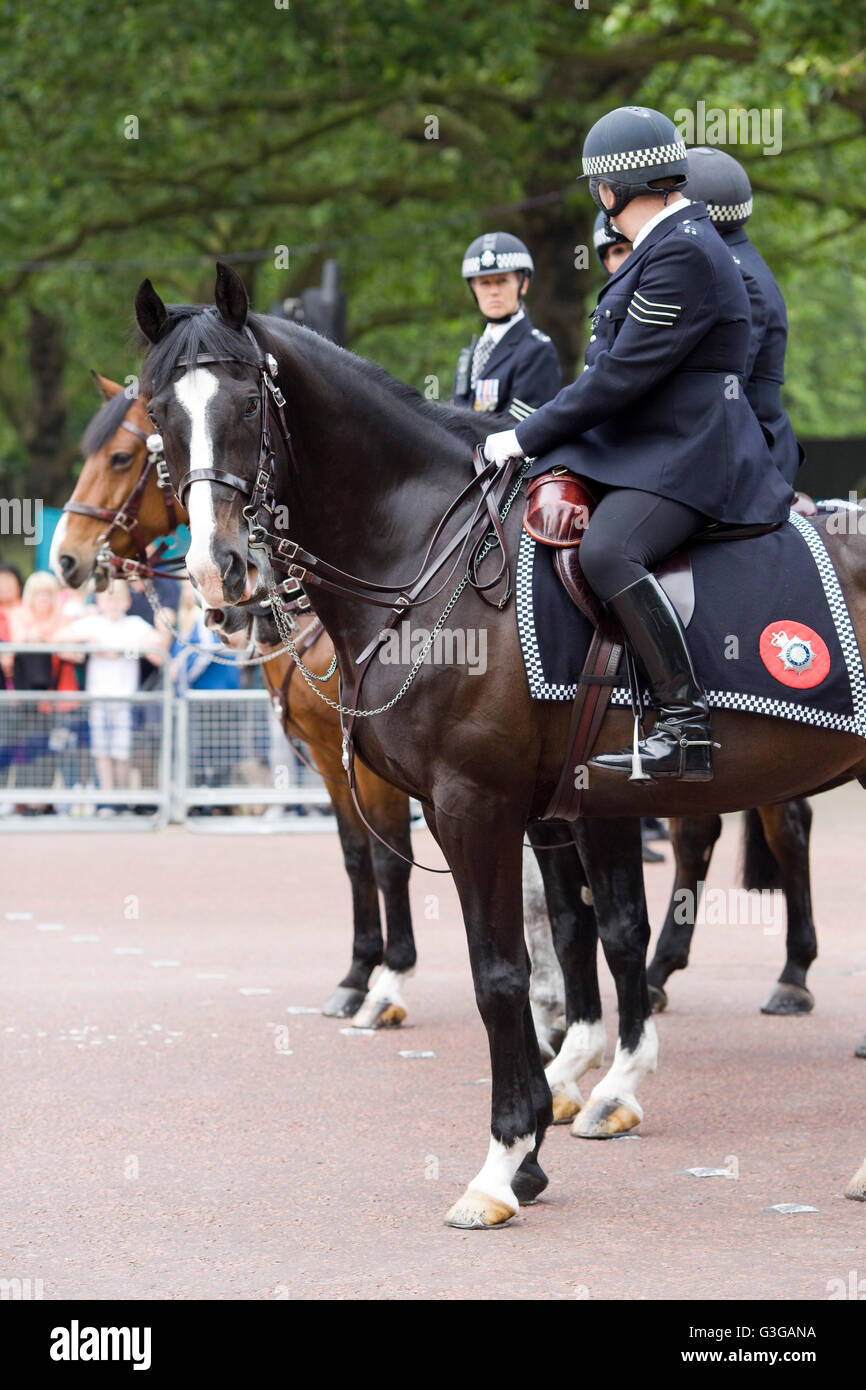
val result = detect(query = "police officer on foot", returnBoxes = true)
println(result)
[453,232,561,422]
[686,146,803,487]
[483,106,794,781]
[594,209,633,276]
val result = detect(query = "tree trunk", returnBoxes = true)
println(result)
[517,198,597,381]
[25,305,73,509]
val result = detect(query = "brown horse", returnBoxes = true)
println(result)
[53,374,417,1027]
[135,265,866,1223]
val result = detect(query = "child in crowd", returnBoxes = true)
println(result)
[60,581,167,809]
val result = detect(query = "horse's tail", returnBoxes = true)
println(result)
[740,808,782,891]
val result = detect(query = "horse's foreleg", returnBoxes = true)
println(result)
[526,821,604,1125]
[755,799,817,1016]
[647,813,722,1012]
[436,804,550,1229]
[570,817,656,1139]
[351,782,417,1028]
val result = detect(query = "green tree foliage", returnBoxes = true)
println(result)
[0,0,864,507]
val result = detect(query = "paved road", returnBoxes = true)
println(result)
[2,785,864,1300]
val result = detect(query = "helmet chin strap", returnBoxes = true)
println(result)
[591,177,679,238]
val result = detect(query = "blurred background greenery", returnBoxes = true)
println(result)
[1,0,865,569]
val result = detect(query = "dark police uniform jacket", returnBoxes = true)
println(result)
[452,312,562,423]
[726,226,802,486]
[514,203,794,527]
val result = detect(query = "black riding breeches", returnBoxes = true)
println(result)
[578,488,707,602]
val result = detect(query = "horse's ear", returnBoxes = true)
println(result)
[135,278,168,344]
[90,370,123,401]
[214,261,249,331]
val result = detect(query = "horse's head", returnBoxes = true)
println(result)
[136,263,279,609]
[52,374,186,589]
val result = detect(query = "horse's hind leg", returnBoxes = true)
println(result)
[570,817,657,1139]
[646,813,722,1012]
[526,820,604,1126]
[351,782,417,1029]
[435,803,550,1229]
[320,785,385,1019]
[755,799,817,1016]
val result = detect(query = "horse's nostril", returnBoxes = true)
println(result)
[59,553,77,579]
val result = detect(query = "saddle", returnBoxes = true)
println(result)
[522,470,781,818]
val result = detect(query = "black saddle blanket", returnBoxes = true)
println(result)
[515,511,866,737]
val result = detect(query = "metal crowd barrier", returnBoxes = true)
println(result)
[0,643,332,833]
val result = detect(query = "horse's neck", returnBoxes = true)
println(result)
[278,352,474,656]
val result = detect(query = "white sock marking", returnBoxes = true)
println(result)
[586,1018,658,1120]
[545,1019,606,1105]
[469,1132,535,1213]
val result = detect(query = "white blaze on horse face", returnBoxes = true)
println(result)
[175,368,225,606]
[48,513,69,580]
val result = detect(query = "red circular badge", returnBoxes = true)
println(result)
[758,621,831,688]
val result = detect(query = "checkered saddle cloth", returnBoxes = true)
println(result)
[515,510,866,738]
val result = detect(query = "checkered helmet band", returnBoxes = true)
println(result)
[582,139,688,177]
[462,249,534,276]
[706,197,753,224]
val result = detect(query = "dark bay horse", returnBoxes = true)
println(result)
[54,375,591,1043]
[135,265,866,1222]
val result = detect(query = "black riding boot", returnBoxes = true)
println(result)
[590,575,714,781]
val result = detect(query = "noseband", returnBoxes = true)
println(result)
[64,415,179,565]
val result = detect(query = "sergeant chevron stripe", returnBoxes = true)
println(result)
[627,289,682,326]
[509,398,535,421]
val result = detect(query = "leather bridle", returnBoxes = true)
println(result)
[64,414,181,575]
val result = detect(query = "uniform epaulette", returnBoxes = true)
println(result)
[679,220,699,237]
[531,328,552,343]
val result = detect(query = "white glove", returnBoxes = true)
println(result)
[483,428,523,465]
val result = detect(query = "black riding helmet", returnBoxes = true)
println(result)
[582,105,689,224]
[593,209,628,268]
[461,232,534,320]
[685,147,753,232]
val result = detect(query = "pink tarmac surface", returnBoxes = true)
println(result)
[2,784,864,1301]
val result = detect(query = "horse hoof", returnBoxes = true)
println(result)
[551,1092,582,1125]
[321,986,367,1019]
[845,1159,866,1201]
[351,998,406,1029]
[444,1188,517,1229]
[855,1035,866,1060]
[760,982,815,1016]
[512,1158,549,1205]
[648,984,668,1014]
[572,1098,641,1139]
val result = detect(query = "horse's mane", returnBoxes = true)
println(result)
[138,305,510,444]
[81,390,135,457]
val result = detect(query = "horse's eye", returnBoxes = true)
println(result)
[244,397,259,417]
[110,451,134,469]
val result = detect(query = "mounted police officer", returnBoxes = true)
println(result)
[453,232,561,423]
[686,146,802,487]
[483,106,794,781]
[593,209,632,276]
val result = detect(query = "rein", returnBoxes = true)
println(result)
[155,323,528,872]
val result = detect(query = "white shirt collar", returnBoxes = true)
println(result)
[480,308,524,345]
[629,198,692,250]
